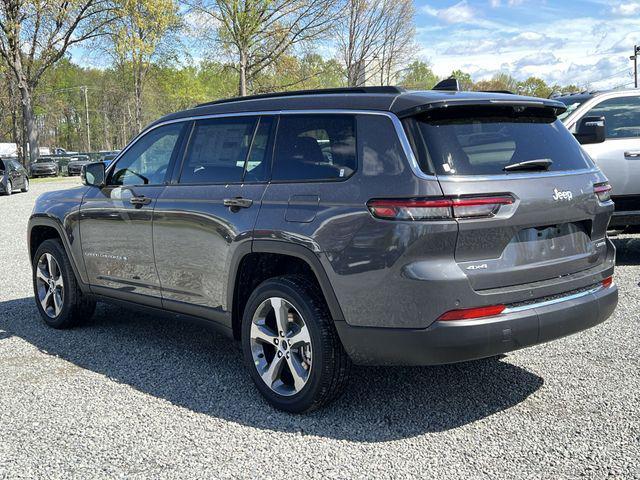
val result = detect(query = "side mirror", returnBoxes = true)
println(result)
[81,162,106,187]
[574,116,606,145]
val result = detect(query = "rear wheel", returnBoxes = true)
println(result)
[33,239,96,329]
[21,178,29,193]
[241,275,351,413]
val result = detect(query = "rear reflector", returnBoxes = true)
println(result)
[438,304,506,321]
[602,276,613,288]
[594,182,612,202]
[367,196,514,221]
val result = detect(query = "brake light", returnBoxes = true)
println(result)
[602,276,613,288]
[594,182,611,202]
[438,304,506,321]
[367,196,514,220]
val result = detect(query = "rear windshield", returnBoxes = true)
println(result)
[409,106,593,176]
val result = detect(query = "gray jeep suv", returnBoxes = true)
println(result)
[28,86,618,412]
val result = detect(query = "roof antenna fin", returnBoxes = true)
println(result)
[432,77,460,91]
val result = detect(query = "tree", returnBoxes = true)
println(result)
[0,0,114,163]
[398,60,439,89]
[473,73,518,93]
[108,0,181,133]
[377,0,414,86]
[191,0,339,96]
[517,76,552,98]
[337,0,414,87]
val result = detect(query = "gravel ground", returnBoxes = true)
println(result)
[0,179,639,479]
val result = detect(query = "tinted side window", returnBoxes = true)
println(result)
[272,115,356,181]
[586,96,640,139]
[180,117,257,184]
[110,123,184,186]
[244,117,274,182]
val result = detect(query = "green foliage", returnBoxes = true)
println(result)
[450,70,474,90]
[398,61,440,90]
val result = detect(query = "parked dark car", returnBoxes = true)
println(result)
[0,158,29,195]
[28,86,617,412]
[30,157,59,177]
[67,156,92,176]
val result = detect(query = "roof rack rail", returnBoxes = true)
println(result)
[482,90,514,94]
[197,86,406,107]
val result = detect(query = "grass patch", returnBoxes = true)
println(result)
[30,176,81,184]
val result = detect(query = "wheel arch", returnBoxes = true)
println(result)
[28,216,89,293]
[229,241,345,340]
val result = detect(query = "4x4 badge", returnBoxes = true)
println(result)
[552,188,573,201]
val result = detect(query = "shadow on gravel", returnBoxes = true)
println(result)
[612,236,640,266]
[0,297,543,442]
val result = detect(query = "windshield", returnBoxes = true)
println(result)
[409,106,593,176]
[554,94,593,122]
[36,158,57,163]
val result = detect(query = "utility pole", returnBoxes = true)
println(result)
[631,45,640,89]
[82,86,91,151]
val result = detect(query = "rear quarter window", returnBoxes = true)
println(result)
[410,106,593,176]
[272,114,356,182]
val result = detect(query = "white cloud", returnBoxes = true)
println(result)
[423,1,476,24]
[512,52,560,70]
[611,2,640,16]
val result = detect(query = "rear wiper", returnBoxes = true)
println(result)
[503,159,553,172]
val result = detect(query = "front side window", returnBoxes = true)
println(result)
[411,106,592,176]
[180,117,258,184]
[272,115,357,181]
[585,96,640,139]
[110,123,184,186]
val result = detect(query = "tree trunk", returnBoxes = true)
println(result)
[239,50,248,96]
[7,76,22,165]
[18,81,39,163]
[134,66,143,134]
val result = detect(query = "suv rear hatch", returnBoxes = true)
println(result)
[403,103,613,291]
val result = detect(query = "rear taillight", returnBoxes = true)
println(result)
[594,182,612,202]
[602,276,613,288]
[438,304,506,321]
[367,195,514,221]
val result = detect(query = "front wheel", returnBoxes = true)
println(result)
[4,180,12,195]
[21,178,29,192]
[241,275,351,413]
[33,239,96,328]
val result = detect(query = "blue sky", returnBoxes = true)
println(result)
[415,0,640,88]
[70,0,640,89]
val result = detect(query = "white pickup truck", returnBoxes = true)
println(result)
[556,89,640,230]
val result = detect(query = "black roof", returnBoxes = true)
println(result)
[151,86,567,129]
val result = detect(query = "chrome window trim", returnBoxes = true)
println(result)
[503,284,607,314]
[107,108,600,183]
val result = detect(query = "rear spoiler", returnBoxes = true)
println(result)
[395,97,567,119]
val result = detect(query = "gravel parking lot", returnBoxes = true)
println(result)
[0,179,639,479]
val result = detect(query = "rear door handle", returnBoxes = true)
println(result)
[223,197,253,209]
[624,151,640,158]
[129,195,152,206]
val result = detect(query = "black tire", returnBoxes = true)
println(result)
[5,180,12,195]
[241,275,351,413]
[32,239,96,329]
[21,177,29,192]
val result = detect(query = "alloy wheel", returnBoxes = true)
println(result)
[250,297,312,396]
[35,253,64,318]
[6,180,11,195]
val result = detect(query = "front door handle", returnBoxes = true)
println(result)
[624,151,640,158]
[129,195,152,206]
[223,197,253,209]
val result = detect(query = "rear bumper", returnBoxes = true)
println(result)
[335,283,618,366]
